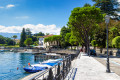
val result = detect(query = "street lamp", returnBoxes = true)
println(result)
[89,36,90,57]
[105,15,110,73]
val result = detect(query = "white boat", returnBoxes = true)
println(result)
[31,64,52,68]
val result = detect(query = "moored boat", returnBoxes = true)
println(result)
[23,58,62,73]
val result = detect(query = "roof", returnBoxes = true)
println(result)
[39,34,53,38]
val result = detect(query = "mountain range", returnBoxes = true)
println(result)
[0,33,21,39]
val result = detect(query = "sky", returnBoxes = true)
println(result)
[0,0,95,35]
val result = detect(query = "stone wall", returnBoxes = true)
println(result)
[96,48,120,56]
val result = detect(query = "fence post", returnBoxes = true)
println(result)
[47,68,54,80]
[62,59,65,80]
[56,63,60,80]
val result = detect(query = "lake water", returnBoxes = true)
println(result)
[0,52,41,80]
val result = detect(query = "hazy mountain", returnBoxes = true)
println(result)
[0,33,21,39]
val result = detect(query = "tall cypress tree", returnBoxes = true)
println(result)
[19,28,26,47]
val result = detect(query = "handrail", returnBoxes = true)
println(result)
[29,55,71,80]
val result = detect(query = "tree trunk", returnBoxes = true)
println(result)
[85,45,87,53]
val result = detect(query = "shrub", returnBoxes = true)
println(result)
[112,36,120,48]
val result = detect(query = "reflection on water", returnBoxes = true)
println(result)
[0,52,40,80]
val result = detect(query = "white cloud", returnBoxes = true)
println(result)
[6,4,15,8]
[0,24,61,35]
[0,6,4,8]
[16,16,29,19]
[0,4,15,9]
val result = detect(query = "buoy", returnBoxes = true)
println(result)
[28,63,30,66]
[17,67,19,70]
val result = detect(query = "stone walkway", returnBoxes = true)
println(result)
[73,52,120,80]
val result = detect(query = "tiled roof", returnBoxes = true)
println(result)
[39,34,53,38]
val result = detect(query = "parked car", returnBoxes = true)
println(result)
[90,49,96,56]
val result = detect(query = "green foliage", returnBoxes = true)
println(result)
[44,35,61,47]
[91,40,97,47]
[12,35,17,45]
[112,36,120,48]
[6,38,15,45]
[68,6,104,49]
[84,3,91,7]
[33,41,38,46]
[92,0,119,15]
[46,33,50,35]
[60,26,71,48]
[65,33,71,43]
[0,35,15,46]
[0,44,7,46]
[44,35,61,43]
[26,28,32,38]
[24,38,33,46]
[19,28,26,47]
[0,35,6,44]
[34,32,45,36]
[69,35,78,46]
[94,27,106,48]
[60,26,71,37]
[12,35,17,39]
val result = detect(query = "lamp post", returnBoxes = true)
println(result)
[89,36,90,57]
[105,15,110,73]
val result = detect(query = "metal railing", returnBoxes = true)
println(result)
[30,55,72,80]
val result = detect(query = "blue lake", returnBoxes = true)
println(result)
[0,52,41,80]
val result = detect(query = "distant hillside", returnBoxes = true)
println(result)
[0,33,21,39]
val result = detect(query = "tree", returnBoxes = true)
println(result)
[6,38,15,45]
[33,41,38,46]
[112,36,120,48]
[68,6,104,53]
[34,32,45,36]
[92,0,119,15]
[60,26,71,37]
[46,33,50,35]
[19,28,26,47]
[60,26,71,48]
[44,35,61,47]
[69,35,78,46]
[0,35,6,44]
[26,28,32,38]
[94,27,106,48]
[12,35,17,45]
[91,40,97,49]
[24,38,33,47]
[12,35,17,39]
[84,3,91,7]
[65,33,71,46]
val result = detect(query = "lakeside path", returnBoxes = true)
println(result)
[72,52,120,80]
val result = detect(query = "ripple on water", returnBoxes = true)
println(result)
[0,52,41,80]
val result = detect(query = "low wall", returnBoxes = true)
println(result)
[96,48,120,56]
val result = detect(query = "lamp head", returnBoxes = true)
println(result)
[105,15,110,24]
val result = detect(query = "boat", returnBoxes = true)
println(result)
[24,64,51,73]
[42,58,62,66]
[24,58,62,73]
[0,50,4,52]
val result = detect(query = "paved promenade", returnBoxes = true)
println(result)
[73,52,120,80]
